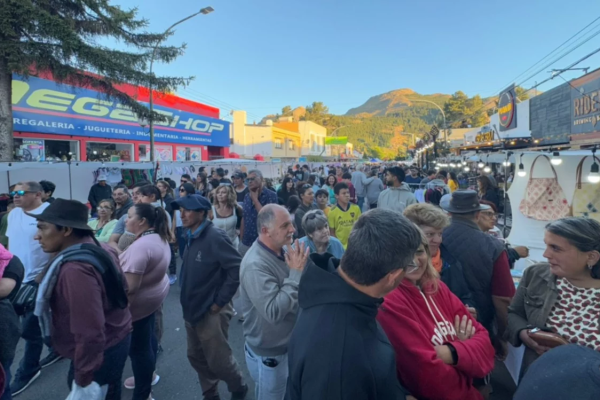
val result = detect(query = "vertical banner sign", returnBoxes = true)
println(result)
[498,85,518,131]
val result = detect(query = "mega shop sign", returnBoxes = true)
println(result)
[11,75,230,147]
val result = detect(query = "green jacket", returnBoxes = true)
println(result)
[88,219,118,243]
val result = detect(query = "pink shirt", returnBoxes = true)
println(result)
[119,234,170,321]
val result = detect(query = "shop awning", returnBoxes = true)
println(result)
[253,154,265,161]
[229,152,240,159]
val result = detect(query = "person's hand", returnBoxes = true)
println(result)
[514,246,529,258]
[209,304,222,314]
[466,307,477,320]
[495,339,509,361]
[434,345,454,365]
[285,240,309,272]
[455,315,476,341]
[519,329,550,355]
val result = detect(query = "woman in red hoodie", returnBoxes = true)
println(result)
[377,233,495,400]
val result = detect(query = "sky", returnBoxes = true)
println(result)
[113,0,600,121]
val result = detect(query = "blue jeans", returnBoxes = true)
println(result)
[129,313,157,400]
[15,310,44,381]
[67,334,131,400]
[244,345,288,400]
[1,356,14,400]
[357,196,365,211]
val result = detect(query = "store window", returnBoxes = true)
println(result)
[87,142,133,162]
[176,146,202,161]
[275,138,283,149]
[14,138,79,161]
[139,144,173,161]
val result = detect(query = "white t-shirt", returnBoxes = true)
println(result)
[7,203,51,283]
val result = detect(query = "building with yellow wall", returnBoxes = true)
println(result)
[231,111,301,161]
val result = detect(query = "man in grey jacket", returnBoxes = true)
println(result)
[239,204,308,400]
[175,194,248,400]
[351,166,374,211]
[377,166,417,213]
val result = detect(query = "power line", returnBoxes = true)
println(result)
[495,15,600,94]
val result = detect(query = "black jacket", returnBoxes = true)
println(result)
[0,256,24,364]
[88,183,113,213]
[286,253,409,400]
[180,220,241,325]
[439,243,474,308]
[162,194,175,219]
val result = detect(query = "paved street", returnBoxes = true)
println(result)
[10,266,516,400]
[12,281,256,400]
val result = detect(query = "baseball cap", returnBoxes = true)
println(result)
[98,174,108,181]
[232,172,244,179]
[174,194,211,211]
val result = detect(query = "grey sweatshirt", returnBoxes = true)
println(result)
[365,177,384,204]
[239,240,301,356]
[377,182,418,213]
[351,171,375,198]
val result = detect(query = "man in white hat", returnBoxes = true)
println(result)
[87,175,112,217]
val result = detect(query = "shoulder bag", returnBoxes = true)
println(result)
[519,155,570,221]
[572,155,600,222]
[12,282,38,316]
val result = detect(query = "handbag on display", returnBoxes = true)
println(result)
[519,155,570,221]
[572,155,600,222]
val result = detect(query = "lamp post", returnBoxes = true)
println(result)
[148,6,214,162]
[410,99,447,143]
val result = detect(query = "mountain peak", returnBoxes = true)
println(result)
[346,89,450,116]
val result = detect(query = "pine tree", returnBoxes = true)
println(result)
[0,0,193,161]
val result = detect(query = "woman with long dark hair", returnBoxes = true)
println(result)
[277,177,297,206]
[322,175,337,205]
[477,175,499,211]
[294,184,318,238]
[120,203,171,400]
[195,172,209,197]
[448,172,459,192]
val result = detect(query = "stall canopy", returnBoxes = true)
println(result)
[253,154,265,161]
[229,152,240,159]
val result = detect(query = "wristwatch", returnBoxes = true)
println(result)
[447,343,459,365]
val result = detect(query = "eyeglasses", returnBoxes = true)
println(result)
[406,260,419,274]
[247,177,257,182]
[97,205,113,210]
[10,190,34,197]
[179,188,186,192]
[181,180,189,184]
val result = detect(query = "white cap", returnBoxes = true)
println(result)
[98,174,108,181]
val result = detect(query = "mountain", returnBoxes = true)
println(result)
[346,89,452,116]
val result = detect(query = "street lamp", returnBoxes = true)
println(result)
[148,6,215,162]
[409,99,447,142]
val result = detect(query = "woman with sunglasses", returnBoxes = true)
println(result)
[377,233,495,400]
[294,184,318,238]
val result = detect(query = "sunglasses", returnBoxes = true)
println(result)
[10,190,34,197]
[179,188,186,192]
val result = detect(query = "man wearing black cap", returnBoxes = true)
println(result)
[28,199,131,399]
[175,194,247,400]
[441,190,515,359]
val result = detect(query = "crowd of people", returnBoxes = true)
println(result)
[0,162,599,400]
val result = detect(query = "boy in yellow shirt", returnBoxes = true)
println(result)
[328,182,361,248]
[315,189,331,217]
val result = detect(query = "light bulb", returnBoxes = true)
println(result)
[550,151,562,166]
[478,161,485,168]
[435,166,440,170]
[449,163,456,168]
[483,165,491,173]
[463,166,470,172]
[517,162,526,177]
[589,162,600,183]
[503,161,511,167]
[462,161,467,166]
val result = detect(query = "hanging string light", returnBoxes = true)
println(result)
[517,153,526,177]
[477,158,485,169]
[551,149,563,166]
[483,154,491,173]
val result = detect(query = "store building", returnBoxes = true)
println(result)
[12,72,231,162]
[274,120,330,156]
[230,111,301,161]
[530,67,600,148]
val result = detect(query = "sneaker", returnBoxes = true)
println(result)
[124,373,160,390]
[231,384,248,400]
[40,352,63,368]
[168,274,177,285]
[11,370,41,396]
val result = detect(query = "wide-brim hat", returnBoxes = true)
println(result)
[440,190,490,214]
[173,194,211,212]
[25,198,93,230]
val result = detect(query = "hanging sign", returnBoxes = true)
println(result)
[498,85,517,131]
